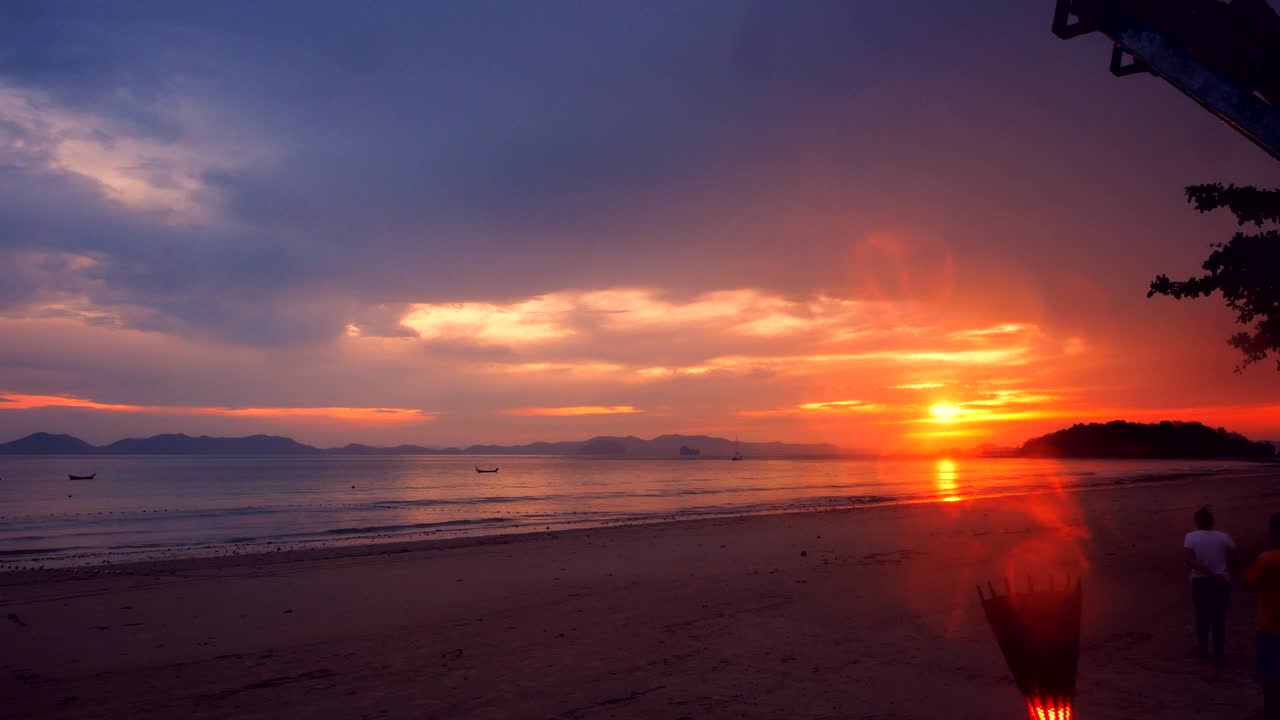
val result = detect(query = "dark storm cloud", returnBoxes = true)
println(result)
[185,0,879,239]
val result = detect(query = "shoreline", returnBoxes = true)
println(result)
[0,465,1261,579]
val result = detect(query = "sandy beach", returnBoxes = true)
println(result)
[3,467,1278,719]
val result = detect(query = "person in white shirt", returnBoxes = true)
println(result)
[1184,507,1238,661]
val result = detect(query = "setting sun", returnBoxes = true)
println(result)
[929,403,965,422]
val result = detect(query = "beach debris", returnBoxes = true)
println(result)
[7,612,27,627]
[978,575,1082,720]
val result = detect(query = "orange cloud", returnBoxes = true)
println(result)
[0,394,145,412]
[947,323,1037,339]
[480,362,627,375]
[386,289,897,347]
[680,348,1029,379]
[501,405,641,416]
[0,394,434,423]
[400,297,576,344]
[636,366,714,378]
[199,407,431,421]
[796,400,887,412]
[740,400,888,417]
[962,391,1065,407]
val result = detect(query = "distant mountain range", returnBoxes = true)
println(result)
[3,421,1274,460]
[0,432,860,458]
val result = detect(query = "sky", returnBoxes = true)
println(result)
[1,0,1277,451]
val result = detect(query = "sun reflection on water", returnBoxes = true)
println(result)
[935,458,962,502]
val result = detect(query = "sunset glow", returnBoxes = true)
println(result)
[0,1,1275,451]
[0,394,433,423]
[4,5,1280,720]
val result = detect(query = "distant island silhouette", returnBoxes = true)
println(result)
[0,432,861,458]
[0,422,1273,459]
[1017,421,1276,459]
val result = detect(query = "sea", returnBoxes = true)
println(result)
[0,455,1256,568]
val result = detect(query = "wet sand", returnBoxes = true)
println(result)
[3,467,1278,719]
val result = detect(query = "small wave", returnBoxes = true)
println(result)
[0,545,82,557]
[378,496,543,507]
[141,518,522,547]
[322,517,518,536]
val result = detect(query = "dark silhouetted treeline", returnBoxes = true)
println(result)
[1019,421,1275,459]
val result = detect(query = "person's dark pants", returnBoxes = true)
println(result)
[1259,632,1280,715]
[1192,576,1230,658]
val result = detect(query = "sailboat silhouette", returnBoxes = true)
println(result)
[731,436,743,461]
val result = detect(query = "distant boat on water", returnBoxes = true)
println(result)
[475,467,499,473]
[68,473,96,480]
[731,437,743,461]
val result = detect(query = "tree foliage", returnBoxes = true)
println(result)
[1148,183,1280,371]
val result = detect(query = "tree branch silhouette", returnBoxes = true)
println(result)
[1148,184,1280,371]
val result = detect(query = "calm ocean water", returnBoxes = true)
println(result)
[0,455,1254,568]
